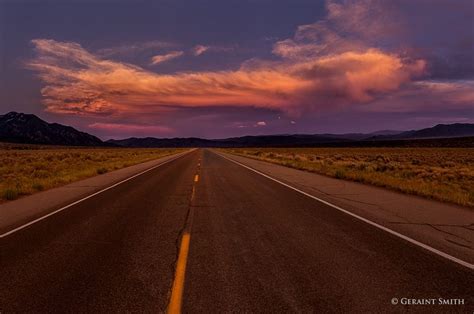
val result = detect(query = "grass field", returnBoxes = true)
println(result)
[0,143,184,202]
[224,148,474,207]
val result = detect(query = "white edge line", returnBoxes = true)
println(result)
[216,151,474,270]
[0,149,196,239]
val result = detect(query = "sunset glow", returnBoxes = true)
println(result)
[1,0,473,138]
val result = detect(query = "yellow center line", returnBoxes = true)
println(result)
[190,185,196,201]
[167,233,191,314]
[167,160,201,314]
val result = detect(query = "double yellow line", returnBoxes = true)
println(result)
[167,159,201,314]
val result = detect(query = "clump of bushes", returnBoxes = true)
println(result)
[3,189,19,200]
[335,169,346,179]
[96,167,108,174]
[32,183,44,191]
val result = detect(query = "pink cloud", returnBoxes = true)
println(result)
[27,40,425,117]
[89,122,174,135]
[27,1,435,121]
[325,0,401,40]
[192,44,235,56]
[192,45,209,56]
[150,51,184,65]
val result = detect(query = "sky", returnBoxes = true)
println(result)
[0,0,473,139]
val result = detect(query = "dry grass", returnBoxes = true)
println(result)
[224,148,474,207]
[0,144,184,202]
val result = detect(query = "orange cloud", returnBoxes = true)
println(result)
[27,39,425,117]
[27,1,428,118]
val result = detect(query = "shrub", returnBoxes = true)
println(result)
[335,169,346,179]
[96,167,108,174]
[376,164,388,172]
[3,189,18,200]
[33,170,50,178]
[411,159,421,165]
[32,183,44,191]
[469,191,474,203]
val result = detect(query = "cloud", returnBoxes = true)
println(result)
[192,44,235,56]
[272,22,361,60]
[361,80,474,113]
[89,122,173,136]
[325,0,400,41]
[97,40,175,57]
[192,45,209,56]
[322,0,474,80]
[150,51,184,65]
[36,0,474,128]
[27,38,425,117]
[255,121,266,126]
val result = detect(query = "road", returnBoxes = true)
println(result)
[1,149,472,312]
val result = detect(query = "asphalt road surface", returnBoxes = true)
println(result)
[1,149,472,313]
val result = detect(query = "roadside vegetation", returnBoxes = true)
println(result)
[0,143,184,202]
[224,148,474,207]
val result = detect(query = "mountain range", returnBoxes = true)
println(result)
[0,112,103,146]
[1,111,473,147]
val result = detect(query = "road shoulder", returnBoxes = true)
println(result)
[0,150,192,235]
[217,150,474,265]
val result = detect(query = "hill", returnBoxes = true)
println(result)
[367,123,474,141]
[0,112,104,146]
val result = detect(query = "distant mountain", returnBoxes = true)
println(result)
[107,134,353,148]
[367,130,403,136]
[406,123,474,139]
[367,123,474,141]
[319,130,403,141]
[0,112,104,146]
[222,134,351,146]
[109,123,474,148]
[107,137,216,148]
[2,111,473,147]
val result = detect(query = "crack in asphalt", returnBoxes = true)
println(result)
[295,182,415,224]
[388,221,473,247]
[389,221,473,230]
[445,238,472,249]
[165,184,194,313]
[166,157,204,312]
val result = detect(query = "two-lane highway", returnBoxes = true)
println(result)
[1,149,472,312]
